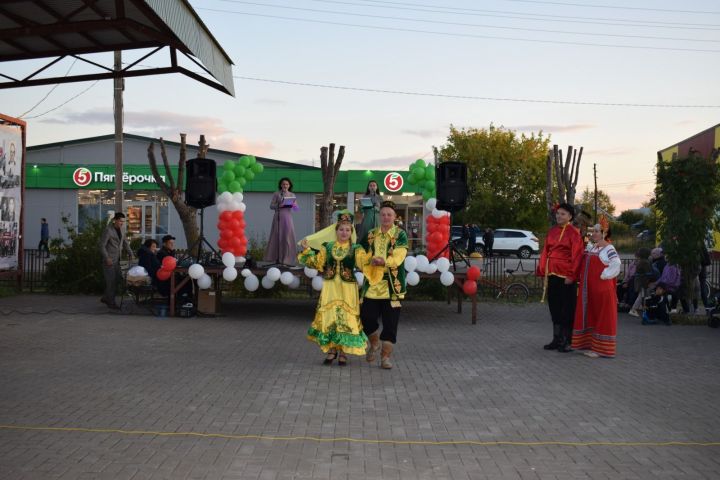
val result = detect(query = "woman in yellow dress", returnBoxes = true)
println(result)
[298,211,368,366]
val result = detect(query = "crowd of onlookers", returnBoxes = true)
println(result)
[617,244,713,325]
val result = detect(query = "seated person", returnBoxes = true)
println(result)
[137,239,160,281]
[156,235,193,301]
[644,283,670,325]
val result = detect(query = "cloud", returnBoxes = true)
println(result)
[401,128,445,139]
[347,153,429,170]
[40,108,274,156]
[509,124,596,133]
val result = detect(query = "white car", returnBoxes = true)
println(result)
[490,229,540,259]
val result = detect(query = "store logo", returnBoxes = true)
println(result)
[383,172,403,192]
[72,167,92,187]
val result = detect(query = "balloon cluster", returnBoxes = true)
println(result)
[219,155,264,194]
[241,267,302,292]
[463,265,481,296]
[424,198,451,261]
[156,255,176,281]
[407,159,436,200]
[403,254,455,287]
[188,263,213,290]
[216,192,248,258]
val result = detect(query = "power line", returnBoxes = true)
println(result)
[18,59,78,118]
[296,0,720,30]
[495,0,720,15]
[211,1,720,43]
[22,81,101,119]
[232,75,720,108]
[198,8,720,53]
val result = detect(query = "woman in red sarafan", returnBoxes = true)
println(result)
[572,220,622,358]
[536,203,584,353]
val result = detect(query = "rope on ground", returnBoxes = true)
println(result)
[0,425,718,448]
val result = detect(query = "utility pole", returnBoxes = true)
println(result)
[593,163,598,223]
[113,50,124,217]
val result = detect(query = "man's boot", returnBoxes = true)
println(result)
[366,331,381,363]
[380,341,393,369]
[543,324,561,350]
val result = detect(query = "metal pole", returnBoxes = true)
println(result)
[593,163,598,223]
[114,51,124,217]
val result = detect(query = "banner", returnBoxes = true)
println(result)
[0,124,22,270]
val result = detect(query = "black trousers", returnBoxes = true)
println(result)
[361,298,401,344]
[547,275,577,341]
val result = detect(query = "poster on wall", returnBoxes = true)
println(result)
[0,123,22,271]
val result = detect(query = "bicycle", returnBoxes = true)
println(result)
[478,262,530,303]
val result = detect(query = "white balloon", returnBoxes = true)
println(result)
[425,263,438,274]
[425,198,437,211]
[218,192,233,204]
[404,256,417,273]
[436,257,451,273]
[432,208,443,218]
[223,267,238,282]
[232,192,244,203]
[241,268,252,278]
[289,276,302,289]
[415,255,429,272]
[197,273,212,289]
[354,271,364,287]
[188,264,205,280]
[239,203,247,212]
[440,271,455,286]
[222,252,236,268]
[280,271,295,285]
[128,266,148,277]
[231,200,243,211]
[311,276,324,291]
[216,202,227,213]
[406,271,420,286]
[266,267,281,282]
[244,275,259,291]
[235,256,246,264]
[261,275,275,289]
[304,266,318,278]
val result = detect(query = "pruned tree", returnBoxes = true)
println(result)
[545,144,582,224]
[318,143,345,228]
[148,134,210,255]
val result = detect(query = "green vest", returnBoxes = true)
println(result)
[360,226,408,300]
[321,241,360,283]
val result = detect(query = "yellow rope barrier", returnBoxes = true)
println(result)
[1,425,718,448]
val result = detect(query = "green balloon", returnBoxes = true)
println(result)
[244,170,255,181]
[229,180,242,192]
[222,170,235,183]
[413,167,426,181]
[422,189,433,200]
[223,160,235,171]
[425,166,435,180]
[234,165,246,177]
[247,155,257,165]
[414,159,426,169]
[237,177,247,187]
[218,182,228,194]
[252,162,263,174]
[424,179,435,191]
[239,156,251,168]
[408,173,417,185]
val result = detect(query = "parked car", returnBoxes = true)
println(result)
[637,229,655,242]
[450,226,539,258]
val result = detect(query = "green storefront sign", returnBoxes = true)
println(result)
[25,164,418,193]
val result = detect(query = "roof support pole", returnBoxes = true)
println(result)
[113,50,124,218]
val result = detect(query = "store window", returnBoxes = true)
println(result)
[77,190,169,241]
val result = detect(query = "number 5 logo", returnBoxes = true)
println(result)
[72,167,92,187]
[384,172,403,192]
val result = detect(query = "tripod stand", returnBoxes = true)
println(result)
[428,211,470,271]
[180,207,219,265]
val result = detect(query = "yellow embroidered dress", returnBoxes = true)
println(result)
[297,241,368,355]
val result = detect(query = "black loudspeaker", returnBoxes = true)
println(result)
[185,157,217,208]
[435,161,468,212]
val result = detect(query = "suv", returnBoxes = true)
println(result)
[491,229,540,258]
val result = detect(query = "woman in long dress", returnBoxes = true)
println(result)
[572,220,622,358]
[264,177,297,265]
[357,180,381,241]
[298,211,368,366]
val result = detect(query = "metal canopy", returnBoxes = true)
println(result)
[0,0,235,95]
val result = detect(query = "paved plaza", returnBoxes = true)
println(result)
[1,294,719,479]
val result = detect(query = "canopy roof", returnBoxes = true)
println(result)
[0,0,234,95]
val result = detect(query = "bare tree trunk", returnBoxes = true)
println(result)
[148,134,200,255]
[546,144,583,224]
[545,149,554,225]
[318,143,345,228]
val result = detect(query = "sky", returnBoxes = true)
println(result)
[2,0,719,212]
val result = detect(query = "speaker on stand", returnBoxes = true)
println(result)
[183,157,218,264]
[431,161,470,269]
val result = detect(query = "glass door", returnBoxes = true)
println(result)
[126,201,156,240]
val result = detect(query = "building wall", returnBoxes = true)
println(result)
[22,189,77,246]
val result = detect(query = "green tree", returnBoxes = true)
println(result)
[435,125,550,231]
[575,187,616,217]
[617,209,645,226]
[656,153,720,306]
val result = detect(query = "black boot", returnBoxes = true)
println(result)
[544,325,561,350]
[557,336,573,353]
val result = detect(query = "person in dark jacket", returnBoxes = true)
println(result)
[482,227,494,257]
[137,239,160,281]
[156,235,192,300]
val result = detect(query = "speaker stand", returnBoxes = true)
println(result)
[429,211,470,272]
[180,207,219,266]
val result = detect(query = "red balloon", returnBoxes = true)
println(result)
[220,211,233,221]
[217,238,228,250]
[231,237,242,248]
[232,210,243,220]
[440,215,450,225]
[467,265,481,281]
[431,231,443,244]
[161,256,176,271]
[462,280,477,296]
[156,268,172,281]
[238,246,247,256]
[240,237,248,246]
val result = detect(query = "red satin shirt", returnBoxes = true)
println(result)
[536,223,584,282]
